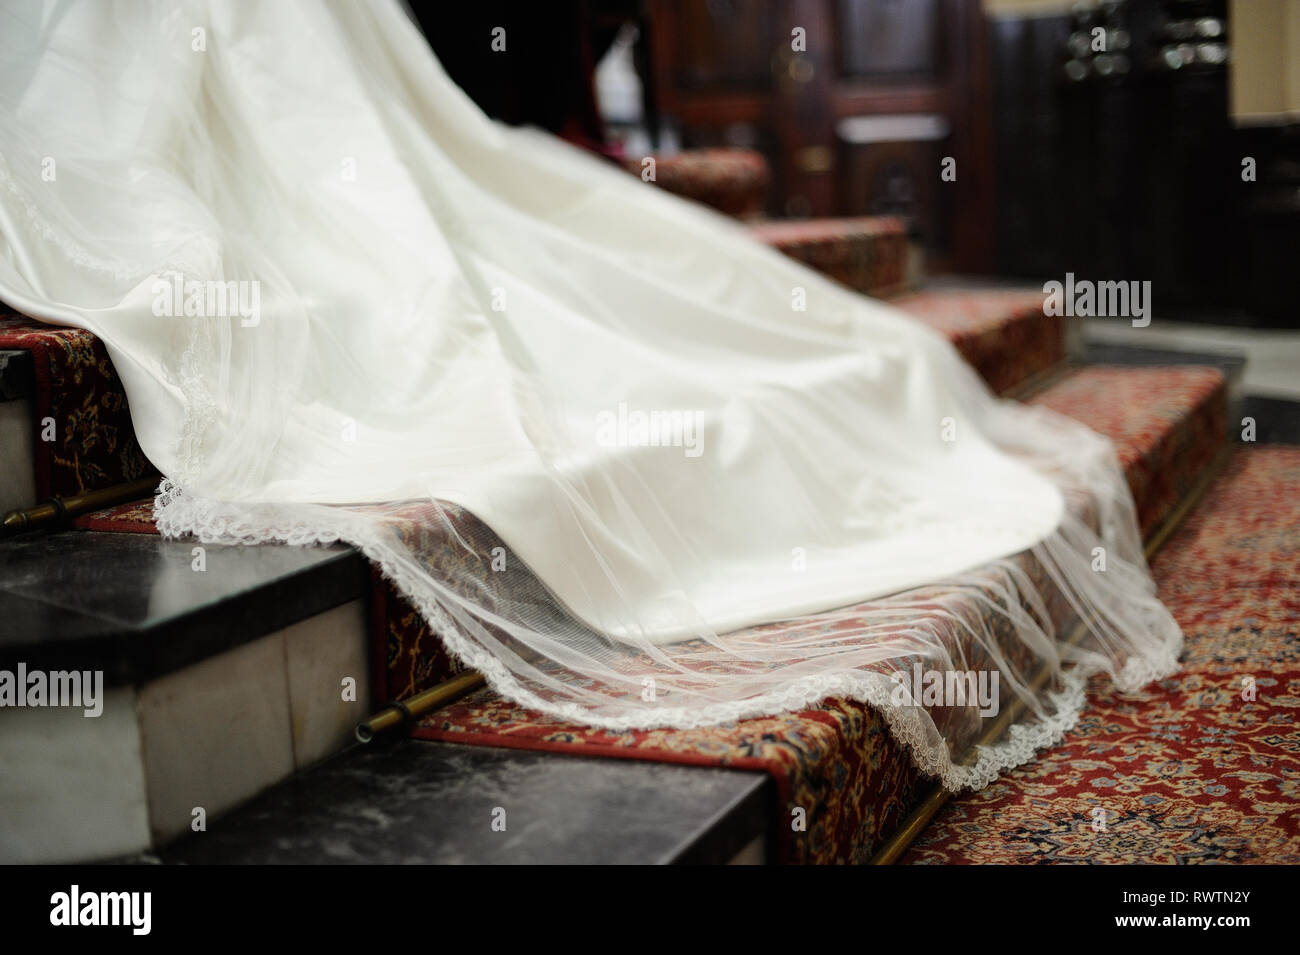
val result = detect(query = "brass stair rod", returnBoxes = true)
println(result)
[1,476,160,537]
[355,670,486,743]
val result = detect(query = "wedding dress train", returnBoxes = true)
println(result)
[0,0,1180,788]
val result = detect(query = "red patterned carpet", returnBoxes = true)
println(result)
[902,446,1300,864]
[0,311,155,497]
[401,366,1227,864]
[750,216,911,300]
[890,288,1062,395]
[622,148,771,219]
[70,364,1231,864]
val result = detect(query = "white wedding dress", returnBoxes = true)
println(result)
[0,0,1180,788]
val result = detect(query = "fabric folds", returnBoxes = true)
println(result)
[0,0,1181,789]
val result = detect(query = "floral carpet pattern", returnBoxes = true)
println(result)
[750,215,912,300]
[901,447,1300,864]
[1033,365,1227,539]
[623,148,771,219]
[891,288,1063,395]
[0,309,155,498]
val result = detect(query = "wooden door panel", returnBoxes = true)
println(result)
[646,0,992,271]
[669,0,775,90]
[838,0,944,78]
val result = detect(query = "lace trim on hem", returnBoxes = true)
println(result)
[153,480,1182,793]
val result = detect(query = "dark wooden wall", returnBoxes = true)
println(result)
[645,0,995,273]
[988,0,1298,325]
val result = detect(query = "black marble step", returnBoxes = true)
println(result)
[0,530,367,686]
[148,737,773,865]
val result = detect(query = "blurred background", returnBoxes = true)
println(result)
[415,0,1299,329]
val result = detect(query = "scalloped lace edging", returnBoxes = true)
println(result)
[154,481,1183,793]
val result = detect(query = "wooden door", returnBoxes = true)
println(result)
[645,0,994,272]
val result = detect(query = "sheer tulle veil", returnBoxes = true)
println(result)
[0,0,1180,789]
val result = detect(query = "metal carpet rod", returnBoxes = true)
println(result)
[1,476,159,538]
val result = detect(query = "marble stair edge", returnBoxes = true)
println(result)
[0,527,374,862]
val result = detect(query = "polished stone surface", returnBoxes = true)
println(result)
[0,530,366,684]
[0,685,150,864]
[152,738,773,864]
[1239,395,1300,446]
[139,632,297,844]
[283,601,373,769]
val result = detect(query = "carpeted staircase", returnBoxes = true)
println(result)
[402,362,1231,865]
[0,148,1289,864]
[901,447,1300,864]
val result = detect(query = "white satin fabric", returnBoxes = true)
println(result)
[0,0,1180,788]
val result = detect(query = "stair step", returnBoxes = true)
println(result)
[1030,365,1227,538]
[170,361,1227,865]
[0,311,157,512]
[0,284,1065,515]
[899,446,1300,864]
[625,147,771,218]
[749,216,914,299]
[0,357,1227,863]
[0,530,370,862]
[1082,339,1247,383]
[404,363,1228,864]
[0,530,364,683]
[148,737,770,865]
[893,287,1063,395]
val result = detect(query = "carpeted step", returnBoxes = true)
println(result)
[748,216,915,300]
[1031,365,1227,539]
[0,285,1062,513]
[632,150,918,299]
[405,363,1229,864]
[0,313,156,510]
[746,217,1063,392]
[893,287,1063,395]
[900,446,1300,864]
[624,147,770,219]
[748,227,1067,395]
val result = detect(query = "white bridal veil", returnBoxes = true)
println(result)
[0,0,1180,788]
